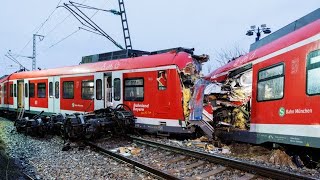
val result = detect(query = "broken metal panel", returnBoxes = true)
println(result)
[204,68,253,130]
[189,79,209,120]
[180,53,209,121]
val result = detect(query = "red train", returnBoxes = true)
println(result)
[0,48,207,134]
[203,9,320,149]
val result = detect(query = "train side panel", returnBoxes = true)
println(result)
[60,75,95,113]
[29,79,49,112]
[250,39,320,147]
[123,69,187,133]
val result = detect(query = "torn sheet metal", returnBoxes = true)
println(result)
[204,83,223,94]
[189,79,209,120]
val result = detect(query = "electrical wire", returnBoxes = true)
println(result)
[47,28,81,49]
[18,0,63,54]
[45,14,72,37]
[45,8,99,51]
[44,0,89,38]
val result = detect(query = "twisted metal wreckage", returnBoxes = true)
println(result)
[189,70,252,129]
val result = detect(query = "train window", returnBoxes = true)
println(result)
[257,63,284,101]
[49,82,53,97]
[63,81,74,99]
[307,50,320,95]
[29,83,35,98]
[96,79,102,100]
[82,80,94,100]
[124,78,144,101]
[25,83,28,98]
[55,82,59,99]
[14,84,17,97]
[114,78,121,101]
[37,83,46,98]
[157,70,167,90]
[10,84,13,97]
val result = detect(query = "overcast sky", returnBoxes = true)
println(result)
[0,0,319,76]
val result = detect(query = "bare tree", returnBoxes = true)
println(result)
[204,44,247,74]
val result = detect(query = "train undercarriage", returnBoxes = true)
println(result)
[13,104,135,141]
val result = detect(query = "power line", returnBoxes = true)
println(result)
[48,28,81,49]
[18,0,63,55]
[45,8,99,51]
[45,14,72,37]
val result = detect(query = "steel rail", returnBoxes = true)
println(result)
[84,141,180,180]
[22,172,34,180]
[130,136,317,180]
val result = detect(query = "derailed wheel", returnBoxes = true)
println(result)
[115,104,132,112]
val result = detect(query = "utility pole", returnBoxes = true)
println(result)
[32,34,44,70]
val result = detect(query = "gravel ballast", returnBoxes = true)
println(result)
[0,118,156,179]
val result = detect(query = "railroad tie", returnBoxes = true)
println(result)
[181,160,206,171]
[237,173,256,180]
[188,166,227,180]
[167,156,187,164]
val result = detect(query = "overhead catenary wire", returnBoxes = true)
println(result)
[5,54,29,71]
[18,0,63,54]
[60,1,124,49]
[45,7,99,51]
[44,0,88,38]
[48,28,81,49]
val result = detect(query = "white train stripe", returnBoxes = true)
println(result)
[250,123,320,138]
[212,33,320,79]
[136,117,186,127]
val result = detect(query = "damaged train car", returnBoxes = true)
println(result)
[197,9,320,148]
[0,47,208,135]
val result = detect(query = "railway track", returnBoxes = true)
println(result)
[130,136,317,180]
[85,136,318,180]
[22,172,34,180]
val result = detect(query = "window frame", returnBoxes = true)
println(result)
[81,80,94,100]
[96,79,102,100]
[37,83,46,98]
[256,62,285,102]
[157,70,167,90]
[306,49,320,96]
[49,82,53,97]
[63,81,74,99]
[29,83,35,98]
[124,77,144,101]
[25,83,28,98]
[114,78,121,101]
[55,81,59,99]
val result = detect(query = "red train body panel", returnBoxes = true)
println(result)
[60,75,95,112]
[204,16,320,148]
[0,50,202,134]
[29,79,48,108]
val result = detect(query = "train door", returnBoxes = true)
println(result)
[48,77,60,113]
[13,80,18,109]
[17,80,24,108]
[112,71,123,107]
[24,80,30,110]
[94,73,104,109]
[104,75,112,107]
